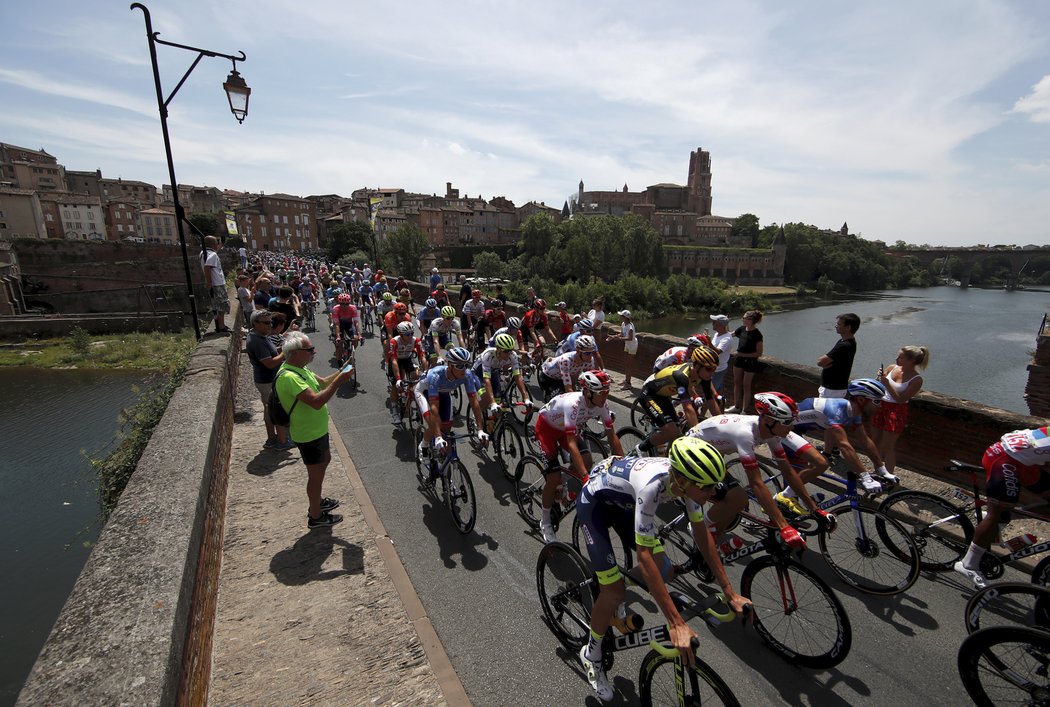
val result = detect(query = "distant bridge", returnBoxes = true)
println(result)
[894,246,1050,287]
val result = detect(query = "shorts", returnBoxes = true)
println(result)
[534,414,593,464]
[983,444,1050,504]
[638,392,678,428]
[296,433,330,465]
[624,338,638,355]
[209,285,231,314]
[872,401,908,434]
[818,386,847,399]
[389,357,417,383]
[414,385,454,424]
[474,367,503,399]
[576,489,667,586]
[539,371,565,398]
[733,356,761,373]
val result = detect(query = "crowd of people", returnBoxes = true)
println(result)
[226,247,1047,703]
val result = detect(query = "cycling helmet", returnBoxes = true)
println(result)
[577,318,594,331]
[690,345,719,368]
[471,289,482,298]
[396,321,414,336]
[556,301,566,309]
[436,283,446,290]
[400,288,410,296]
[394,302,408,313]
[441,305,457,318]
[506,316,522,329]
[432,267,439,273]
[754,392,798,424]
[493,333,517,351]
[425,298,438,308]
[574,334,597,353]
[668,437,726,486]
[337,293,351,305]
[578,369,611,392]
[445,346,471,365]
[847,378,887,401]
[382,292,394,301]
[686,335,704,347]
[534,298,546,309]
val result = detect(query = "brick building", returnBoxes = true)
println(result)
[138,207,177,245]
[233,193,319,251]
[0,187,47,239]
[37,194,108,241]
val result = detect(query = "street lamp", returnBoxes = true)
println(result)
[131,3,250,340]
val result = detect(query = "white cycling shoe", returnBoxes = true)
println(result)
[579,645,614,702]
[858,473,883,496]
[874,469,900,485]
[954,561,987,590]
[540,522,558,545]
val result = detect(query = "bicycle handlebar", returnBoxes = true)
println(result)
[649,637,700,659]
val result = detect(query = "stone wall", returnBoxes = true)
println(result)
[0,312,184,338]
[1025,314,1050,418]
[16,296,242,706]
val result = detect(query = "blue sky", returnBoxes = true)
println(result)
[2,0,1049,247]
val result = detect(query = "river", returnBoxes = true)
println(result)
[0,368,152,707]
[635,286,1048,416]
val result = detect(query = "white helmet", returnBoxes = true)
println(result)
[396,321,414,336]
[577,318,594,331]
[574,335,597,353]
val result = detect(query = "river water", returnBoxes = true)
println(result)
[0,368,151,706]
[635,286,1048,415]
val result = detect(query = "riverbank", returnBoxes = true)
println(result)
[0,331,195,370]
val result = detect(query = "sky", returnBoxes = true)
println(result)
[2,1,1049,247]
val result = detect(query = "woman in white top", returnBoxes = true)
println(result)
[608,310,637,389]
[586,298,606,338]
[873,345,930,475]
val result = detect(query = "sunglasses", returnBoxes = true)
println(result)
[448,363,468,370]
[301,346,316,352]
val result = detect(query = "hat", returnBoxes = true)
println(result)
[556,301,567,308]
[250,310,272,324]
[618,310,631,317]
[710,314,729,323]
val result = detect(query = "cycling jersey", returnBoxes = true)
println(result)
[488,326,524,349]
[522,309,548,331]
[472,347,521,380]
[330,304,359,328]
[419,365,480,398]
[357,285,374,302]
[641,363,696,401]
[538,392,614,435]
[687,414,800,468]
[793,397,861,434]
[541,351,595,388]
[483,309,506,332]
[417,306,441,328]
[387,334,426,365]
[431,317,462,336]
[999,427,1050,466]
[462,299,486,324]
[653,346,688,373]
[384,310,411,334]
[557,330,601,356]
[377,301,394,318]
[983,427,1050,503]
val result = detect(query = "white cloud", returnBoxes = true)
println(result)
[1012,75,1050,123]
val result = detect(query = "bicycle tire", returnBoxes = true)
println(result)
[638,648,742,707]
[451,386,464,417]
[1034,556,1050,587]
[957,625,1050,707]
[964,581,1050,634]
[630,397,657,434]
[446,459,477,534]
[740,555,852,669]
[653,509,702,578]
[616,425,650,458]
[581,428,610,463]
[413,420,426,483]
[494,423,526,482]
[503,384,534,426]
[515,456,547,530]
[877,490,973,571]
[522,421,542,457]
[818,504,920,596]
[536,541,598,650]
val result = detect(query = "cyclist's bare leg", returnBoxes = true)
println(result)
[706,486,748,536]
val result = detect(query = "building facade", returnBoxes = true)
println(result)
[138,207,177,245]
[233,193,319,251]
[0,187,47,239]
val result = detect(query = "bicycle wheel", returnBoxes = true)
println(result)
[740,555,852,669]
[581,429,610,463]
[1034,556,1050,587]
[536,541,597,650]
[638,649,742,707]
[818,505,920,596]
[877,490,973,571]
[515,456,546,529]
[413,420,426,483]
[958,625,1050,707]
[616,426,650,458]
[965,581,1050,634]
[451,386,464,417]
[653,508,701,578]
[503,384,534,426]
[445,459,477,534]
[570,512,635,571]
[737,458,784,534]
[494,423,526,482]
[630,397,657,434]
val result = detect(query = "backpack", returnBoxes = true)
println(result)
[268,369,304,427]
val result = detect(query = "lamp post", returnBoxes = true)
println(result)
[131,3,250,340]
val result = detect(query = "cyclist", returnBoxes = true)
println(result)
[397,287,415,314]
[490,315,526,354]
[954,426,1050,588]
[538,335,600,399]
[431,305,467,359]
[373,276,389,302]
[556,318,595,355]
[534,370,623,543]
[523,298,556,352]
[416,298,442,339]
[383,302,412,346]
[576,437,751,702]
[478,299,507,344]
[637,346,721,453]
[414,346,489,460]
[330,293,362,363]
[462,289,487,340]
[357,279,375,312]
[686,392,832,549]
[791,378,896,496]
[472,332,533,432]
[431,282,451,308]
[377,291,396,320]
[652,334,707,374]
[387,320,429,423]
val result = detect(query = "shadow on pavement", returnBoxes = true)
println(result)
[246,448,301,477]
[269,527,365,585]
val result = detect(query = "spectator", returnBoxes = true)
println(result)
[245,310,292,449]
[608,310,637,389]
[238,244,248,270]
[730,310,764,414]
[275,331,355,528]
[493,284,508,307]
[253,276,273,310]
[199,235,230,333]
[458,276,472,330]
[817,313,860,398]
[429,267,443,290]
[873,345,930,475]
[587,298,606,340]
[708,314,733,394]
[236,275,254,326]
[555,301,572,340]
[269,286,299,327]
[524,286,538,312]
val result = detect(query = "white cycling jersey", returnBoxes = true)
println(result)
[473,347,521,379]
[541,351,592,387]
[653,346,688,373]
[1000,427,1050,466]
[686,414,808,468]
[538,392,614,434]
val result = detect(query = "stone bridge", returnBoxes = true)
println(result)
[900,246,1050,287]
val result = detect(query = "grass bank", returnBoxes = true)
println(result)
[0,329,196,371]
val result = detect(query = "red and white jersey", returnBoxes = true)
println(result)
[653,346,688,373]
[537,392,614,435]
[686,414,799,468]
[387,334,425,362]
[541,351,591,388]
[999,427,1050,466]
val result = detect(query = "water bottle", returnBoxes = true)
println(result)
[1004,533,1038,552]
[719,536,744,556]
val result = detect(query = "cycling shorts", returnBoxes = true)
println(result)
[983,444,1050,504]
[538,371,564,397]
[638,392,678,428]
[337,320,357,336]
[576,489,668,586]
[413,387,454,424]
[389,357,416,383]
[534,415,593,466]
[473,365,503,399]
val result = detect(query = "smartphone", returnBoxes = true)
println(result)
[341,363,354,374]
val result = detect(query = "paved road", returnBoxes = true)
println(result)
[312,324,1025,706]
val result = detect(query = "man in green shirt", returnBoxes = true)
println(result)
[276,331,355,528]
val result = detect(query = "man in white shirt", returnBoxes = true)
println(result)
[200,236,230,333]
[708,314,733,393]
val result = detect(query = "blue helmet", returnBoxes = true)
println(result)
[847,378,886,401]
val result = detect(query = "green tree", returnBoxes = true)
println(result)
[327,221,374,263]
[519,214,559,259]
[186,213,222,240]
[731,213,761,248]
[472,251,504,279]
[380,224,430,280]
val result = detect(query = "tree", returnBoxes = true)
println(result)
[380,224,430,280]
[519,214,558,259]
[731,213,761,248]
[187,213,222,241]
[472,251,503,279]
[327,221,374,263]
